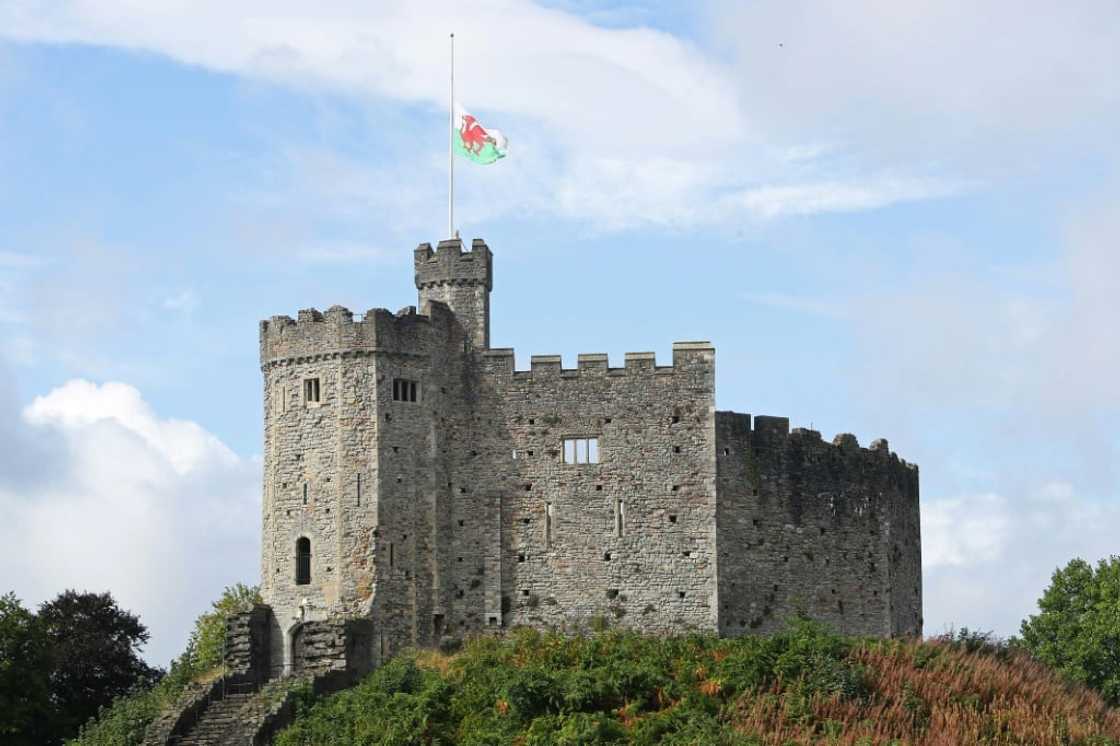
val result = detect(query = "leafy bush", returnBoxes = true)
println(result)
[186,583,262,674]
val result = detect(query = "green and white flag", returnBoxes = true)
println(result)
[453,104,508,165]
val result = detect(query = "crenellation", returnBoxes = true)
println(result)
[255,237,921,685]
[576,353,609,370]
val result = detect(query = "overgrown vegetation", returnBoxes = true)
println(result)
[67,584,261,746]
[276,620,1120,745]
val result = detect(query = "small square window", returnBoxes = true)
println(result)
[392,378,419,402]
[303,378,321,404]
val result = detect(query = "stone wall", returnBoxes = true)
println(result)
[455,342,719,636]
[291,617,374,678]
[224,605,272,684]
[715,412,922,637]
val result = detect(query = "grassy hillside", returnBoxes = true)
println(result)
[275,622,1120,745]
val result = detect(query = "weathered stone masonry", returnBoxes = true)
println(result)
[252,236,922,679]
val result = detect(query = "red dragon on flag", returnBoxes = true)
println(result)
[453,105,508,165]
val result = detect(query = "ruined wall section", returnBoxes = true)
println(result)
[454,342,719,635]
[714,413,921,638]
[259,301,465,670]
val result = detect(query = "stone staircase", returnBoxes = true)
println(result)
[149,677,309,746]
[170,691,254,745]
[147,608,373,745]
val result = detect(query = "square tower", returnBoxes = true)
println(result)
[414,237,492,349]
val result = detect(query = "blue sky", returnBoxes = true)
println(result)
[1,1,1117,665]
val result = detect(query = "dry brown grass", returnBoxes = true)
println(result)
[413,648,456,676]
[729,639,1120,744]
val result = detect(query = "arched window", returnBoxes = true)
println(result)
[295,537,311,585]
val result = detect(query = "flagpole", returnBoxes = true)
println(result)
[448,32,455,240]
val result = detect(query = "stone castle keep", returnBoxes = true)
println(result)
[253,237,922,679]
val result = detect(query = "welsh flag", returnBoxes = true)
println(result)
[453,104,508,165]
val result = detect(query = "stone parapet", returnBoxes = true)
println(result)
[259,302,456,366]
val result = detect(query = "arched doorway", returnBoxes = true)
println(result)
[290,623,308,675]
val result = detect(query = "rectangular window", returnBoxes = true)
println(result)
[562,437,600,464]
[303,377,321,404]
[392,378,419,402]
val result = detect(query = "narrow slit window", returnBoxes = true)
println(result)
[303,378,321,404]
[273,386,287,415]
[392,378,419,402]
[295,537,311,585]
[356,474,362,506]
[545,502,553,548]
[389,543,395,568]
[616,500,625,537]
[562,437,600,464]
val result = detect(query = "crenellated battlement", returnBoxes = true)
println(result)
[477,341,715,380]
[717,410,917,473]
[259,300,457,366]
[414,237,493,291]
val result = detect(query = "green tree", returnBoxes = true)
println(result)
[38,590,162,741]
[0,593,52,745]
[68,582,262,746]
[185,583,262,674]
[1019,556,1120,705]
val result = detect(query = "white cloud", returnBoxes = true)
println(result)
[0,1,743,153]
[1,379,259,665]
[843,202,1120,492]
[730,177,964,219]
[162,289,199,313]
[0,1,996,229]
[740,291,849,319]
[922,483,1120,637]
[921,493,1010,568]
[709,0,1120,163]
